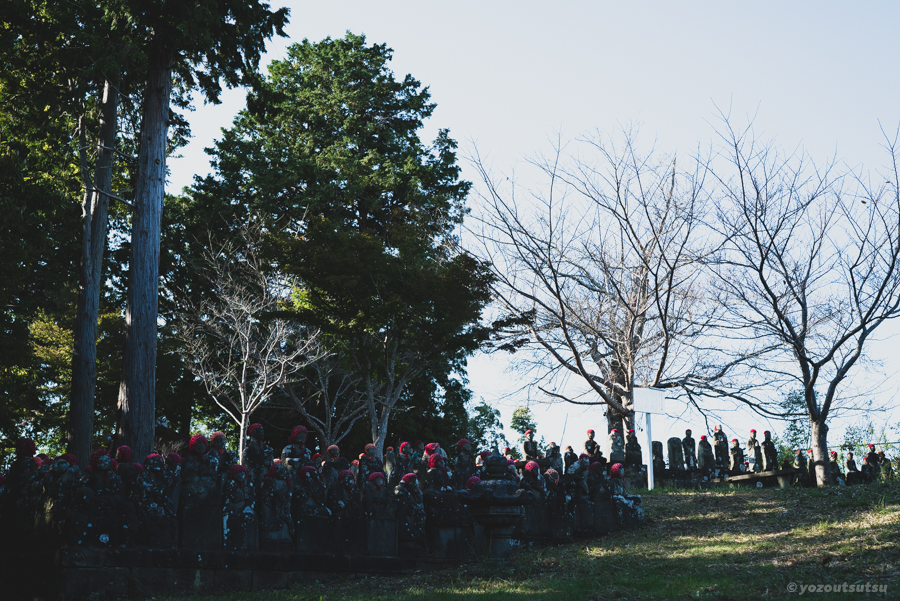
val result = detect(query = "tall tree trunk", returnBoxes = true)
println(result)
[69,78,118,467]
[811,419,831,487]
[116,43,173,460]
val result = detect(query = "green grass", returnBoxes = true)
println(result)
[156,484,900,600]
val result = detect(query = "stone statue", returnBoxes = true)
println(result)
[83,449,123,496]
[713,425,728,468]
[475,450,492,479]
[651,441,666,477]
[280,425,312,487]
[328,468,364,553]
[728,439,744,474]
[358,443,384,489]
[542,468,566,518]
[391,442,416,488]
[180,434,222,550]
[164,452,182,515]
[418,442,441,484]
[865,444,879,467]
[608,429,626,464]
[861,453,879,484]
[520,461,546,496]
[114,445,143,498]
[828,451,845,485]
[76,449,138,546]
[564,445,578,475]
[453,439,476,490]
[682,430,697,470]
[584,429,600,463]
[567,453,591,498]
[522,430,541,461]
[424,453,452,492]
[546,442,564,475]
[697,435,715,474]
[609,463,645,524]
[746,430,762,473]
[761,431,778,472]
[625,429,642,470]
[877,451,894,481]
[411,440,425,470]
[751,439,763,473]
[667,437,685,471]
[132,453,177,548]
[245,423,273,487]
[793,449,808,474]
[321,444,350,489]
[258,461,292,552]
[36,453,82,546]
[209,431,237,483]
[363,472,394,520]
[394,473,427,557]
[845,452,863,485]
[363,471,397,556]
[292,466,331,552]
[222,464,258,550]
[383,447,396,483]
[586,462,609,502]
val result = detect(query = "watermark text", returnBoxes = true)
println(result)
[787,582,888,595]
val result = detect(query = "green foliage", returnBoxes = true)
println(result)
[187,33,493,449]
[196,33,467,235]
[0,102,82,467]
[777,389,811,455]
[840,420,898,459]
[510,406,537,442]
[467,401,510,452]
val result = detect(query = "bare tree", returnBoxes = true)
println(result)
[470,129,728,432]
[709,118,900,486]
[354,337,425,458]
[282,352,368,451]
[177,232,324,463]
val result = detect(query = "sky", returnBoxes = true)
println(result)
[167,2,900,461]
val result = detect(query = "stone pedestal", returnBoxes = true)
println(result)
[332,514,365,555]
[549,508,573,542]
[366,518,398,556]
[180,503,222,550]
[139,515,178,549]
[468,505,522,561]
[294,515,331,553]
[573,498,594,536]
[426,526,471,560]
[223,511,258,551]
[472,521,487,556]
[520,503,551,541]
[594,497,617,534]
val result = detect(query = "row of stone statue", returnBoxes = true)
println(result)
[813,447,894,485]
[515,428,644,474]
[0,424,644,558]
[649,428,779,477]
[517,426,772,478]
[645,426,896,484]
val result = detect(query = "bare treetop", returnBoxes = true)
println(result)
[470,129,725,431]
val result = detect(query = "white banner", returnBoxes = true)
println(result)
[632,387,668,414]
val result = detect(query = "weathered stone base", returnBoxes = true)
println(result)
[3,503,645,600]
[1,547,419,601]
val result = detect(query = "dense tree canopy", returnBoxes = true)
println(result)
[188,33,493,456]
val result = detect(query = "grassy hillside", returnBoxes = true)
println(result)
[163,484,900,600]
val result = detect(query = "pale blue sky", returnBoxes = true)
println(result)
[168,2,900,455]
